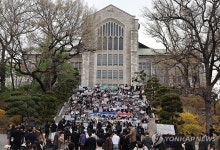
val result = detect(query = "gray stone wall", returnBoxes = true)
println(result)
[80,5,139,87]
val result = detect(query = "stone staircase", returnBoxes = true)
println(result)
[54,100,158,136]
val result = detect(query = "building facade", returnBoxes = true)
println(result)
[70,5,188,88]
[7,5,204,91]
[72,5,139,87]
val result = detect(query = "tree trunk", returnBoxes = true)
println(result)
[213,102,217,115]
[10,59,15,90]
[0,63,6,92]
[0,48,6,92]
[204,90,213,132]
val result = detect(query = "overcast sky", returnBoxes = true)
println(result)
[84,0,165,49]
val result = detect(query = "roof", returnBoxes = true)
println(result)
[138,42,150,48]
[95,4,135,18]
[138,48,167,56]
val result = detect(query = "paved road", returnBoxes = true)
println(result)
[0,134,7,149]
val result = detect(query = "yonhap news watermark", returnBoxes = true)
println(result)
[163,136,212,142]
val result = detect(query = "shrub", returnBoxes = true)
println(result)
[178,111,205,135]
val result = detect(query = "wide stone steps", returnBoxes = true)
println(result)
[55,99,158,136]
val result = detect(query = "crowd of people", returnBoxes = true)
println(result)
[4,85,220,150]
[63,85,151,129]
[5,120,220,150]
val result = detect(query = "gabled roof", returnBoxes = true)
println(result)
[95,4,135,18]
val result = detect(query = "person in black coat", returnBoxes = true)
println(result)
[115,121,122,135]
[172,133,185,150]
[70,129,80,150]
[141,132,153,149]
[44,121,50,140]
[43,139,56,150]
[68,142,75,150]
[50,121,57,133]
[50,121,57,140]
[198,132,210,150]
[78,122,85,134]
[84,132,96,150]
[184,133,196,150]
[10,125,23,150]
[25,128,37,145]
[136,123,144,141]
[97,128,106,141]
[119,129,129,150]
[87,122,93,133]
[57,119,65,131]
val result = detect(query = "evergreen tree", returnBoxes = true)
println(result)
[159,93,183,124]
[5,91,38,125]
[144,77,161,102]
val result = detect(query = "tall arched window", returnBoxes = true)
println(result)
[108,37,112,50]
[114,37,118,50]
[96,21,124,81]
[119,37,123,50]
[97,21,124,51]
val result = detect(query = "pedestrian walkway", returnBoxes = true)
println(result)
[0,134,7,149]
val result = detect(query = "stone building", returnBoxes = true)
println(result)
[16,4,202,90]
[69,4,204,89]
[71,4,139,87]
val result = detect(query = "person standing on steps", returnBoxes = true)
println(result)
[112,131,120,150]
[50,121,57,140]
[79,131,86,150]
[141,132,153,150]
[103,132,113,150]
[44,121,50,140]
[84,132,97,150]
[126,123,137,150]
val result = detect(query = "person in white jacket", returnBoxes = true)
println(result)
[112,131,120,150]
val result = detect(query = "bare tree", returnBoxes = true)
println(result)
[143,0,220,131]
[0,0,36,91]
[11,0,95,92]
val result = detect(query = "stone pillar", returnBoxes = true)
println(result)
[130,28,139,85]
[81,52,91,87]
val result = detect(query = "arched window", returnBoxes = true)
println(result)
[119,37,123,50]
[97,21,124,51]
[114,37,118,50]
[96,21,124,80]
[103,37,107,50]
[108,37,112,50]
[103,24,106,36]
